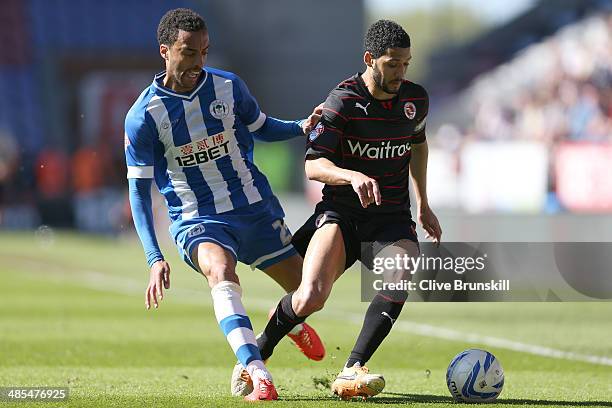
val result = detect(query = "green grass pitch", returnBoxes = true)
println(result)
[0,231,611,407]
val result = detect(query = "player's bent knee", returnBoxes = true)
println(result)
[192,242,238,287]
[213,265,238,286]
[201,263,239,288]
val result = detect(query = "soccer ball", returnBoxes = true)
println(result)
[446,349,504,403]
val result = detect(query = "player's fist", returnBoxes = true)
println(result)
[145,260,171,310]
[350,172,381,208]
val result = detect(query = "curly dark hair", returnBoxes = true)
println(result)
[157,8,207,46]
[364,19,411,58]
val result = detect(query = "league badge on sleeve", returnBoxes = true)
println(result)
[309,122,325,142]
[403,102,416,120]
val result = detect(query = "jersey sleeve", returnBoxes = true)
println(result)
[305,91,347,165]
[129,178,164,266]
[234,75,267,133]
[125,110,156,179]
[252,116,303,142]
[411,87,429,144]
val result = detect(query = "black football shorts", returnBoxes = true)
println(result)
[292,201,418,270]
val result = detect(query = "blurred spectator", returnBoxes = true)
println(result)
[71,144,124,234]
[35,149,73,227]
[0,132,18,191]
[0,131,39,229]
[72,145,106,193]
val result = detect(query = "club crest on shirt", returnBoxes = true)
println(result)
[209,99,230,119]
[309,122,325,142]
[403,102,416,120]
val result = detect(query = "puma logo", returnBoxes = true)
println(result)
[381,312,396,324]
[315,214,328,228]
[355,102,370,116]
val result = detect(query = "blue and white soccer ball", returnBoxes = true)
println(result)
[446,349,504,403]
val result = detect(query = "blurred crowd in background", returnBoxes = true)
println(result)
[425,11,612,213]
[462,13,611,145]
[0,0,611,234]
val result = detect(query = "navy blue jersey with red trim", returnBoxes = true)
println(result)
[306,73,428,214]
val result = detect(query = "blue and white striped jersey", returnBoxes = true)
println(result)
[125,68,276,222]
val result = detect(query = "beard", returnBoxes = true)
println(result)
[372,66,401,95]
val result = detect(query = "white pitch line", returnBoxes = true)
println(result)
[390,320,612,367]
[12,263,612,367]
[302,307,612,367]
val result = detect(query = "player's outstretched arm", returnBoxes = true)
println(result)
[305,157,381,208]
[252,117,305,142]
[252,104,323,142]
[409,141,442,244]
[128,178,170,309]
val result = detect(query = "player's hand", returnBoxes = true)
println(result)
[301,103,324,135]
[350,172,381,208]
[145,260,171,310]
[418,204,442,246]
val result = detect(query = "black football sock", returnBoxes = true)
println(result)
[257,291,308,360]
[345,291,407,368]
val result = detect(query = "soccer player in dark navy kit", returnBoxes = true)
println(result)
[246,20,442,399]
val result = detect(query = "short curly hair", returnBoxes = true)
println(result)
[364,19,411,58]
[157,8,207,46]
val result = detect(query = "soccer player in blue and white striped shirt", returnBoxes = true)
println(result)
[125,8,324,401]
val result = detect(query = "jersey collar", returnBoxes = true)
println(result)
[152,68,209,100]
[356,73,399,104]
